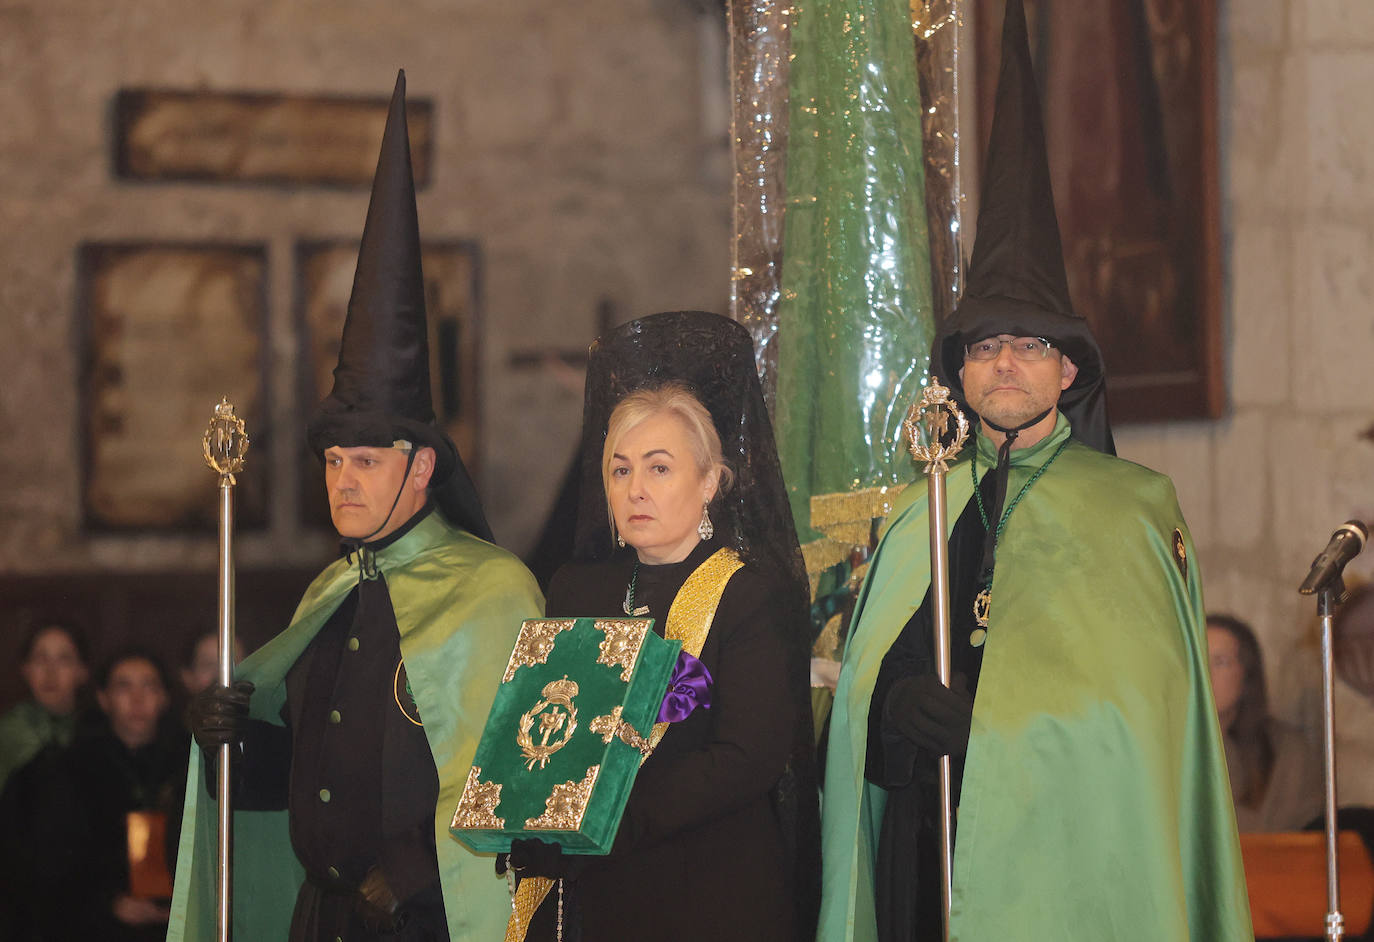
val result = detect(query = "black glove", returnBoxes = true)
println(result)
[356,866,407,934]
[186,681,255,752]
[496,839,587,881]
[884,672,973,757]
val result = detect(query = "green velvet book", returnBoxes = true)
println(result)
[450,617,681,855]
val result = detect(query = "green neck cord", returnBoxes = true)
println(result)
[972,437,1072,544]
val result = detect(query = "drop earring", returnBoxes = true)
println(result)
[697,503,714,541]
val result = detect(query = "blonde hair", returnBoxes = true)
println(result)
[602,383,734,539]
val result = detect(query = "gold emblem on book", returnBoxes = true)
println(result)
[517,676,580,770]
[589,706,654,758]
[451,766,505,829]
[594,618,649,682]
[502,619,576,683]
[525,764,600,830]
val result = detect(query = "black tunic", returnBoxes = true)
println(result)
[232,508,447,942]
[865,472,993,942]
[525,540,797,941]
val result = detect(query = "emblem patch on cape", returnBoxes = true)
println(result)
[1172,529,1188,581]
[394,659,422,727]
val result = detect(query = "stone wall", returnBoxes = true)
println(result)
[1112,1,1374,794]
[0,0,731,577]
[2,1,1372,742]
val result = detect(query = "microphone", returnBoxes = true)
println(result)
[1298,520,1369,595]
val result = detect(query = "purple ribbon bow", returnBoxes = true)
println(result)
[657,650,713,723]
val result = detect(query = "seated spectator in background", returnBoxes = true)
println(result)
[1207,613,1324,832]
[180,631,221,698]
[178,630,244,699]
[2,648,184,941]
[164,631,245,873]
[1273,579,1374,809]
[1336,583,1374,704]
[0,619,89,793]
[1210,614,1374,941]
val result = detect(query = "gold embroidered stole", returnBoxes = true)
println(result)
[505,548,744,942]
[644,547,743,751]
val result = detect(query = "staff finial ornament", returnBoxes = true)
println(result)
[903,377,969,474]
[202,397,250,484]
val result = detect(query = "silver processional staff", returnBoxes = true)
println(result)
[202,397,249,942]
[903,377,969,942]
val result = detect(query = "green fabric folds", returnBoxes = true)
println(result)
[818,414,1253,940]
[775,0,936,551]
[167,512,543,942]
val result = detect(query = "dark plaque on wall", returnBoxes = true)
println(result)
[113,89,434,187]
[294,239,481,528]
[79,243,270,531]
[974,0,1223,422]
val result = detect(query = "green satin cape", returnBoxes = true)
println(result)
[167,512,543,941]
[818,415,1252,941]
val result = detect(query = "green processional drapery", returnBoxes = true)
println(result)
[775,0,936,594]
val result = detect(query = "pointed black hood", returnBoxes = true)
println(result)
[307,70,492,541]
[931,0,1113,453]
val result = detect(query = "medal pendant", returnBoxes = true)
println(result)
[973,587,991,628]
[970,587,991,647]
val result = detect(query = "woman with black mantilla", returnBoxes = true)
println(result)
[501,310,820,942]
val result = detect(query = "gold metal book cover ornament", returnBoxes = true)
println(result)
[902,378,968,473]
[589,706,654,758]
[594,619,650,682]
[502,620,577,683]
[202,397,249,482]
[525,765,600,830]
[451,767,505,830]
[517,676,580,771]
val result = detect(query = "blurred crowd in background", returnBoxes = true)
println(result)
[0,582,1371,940]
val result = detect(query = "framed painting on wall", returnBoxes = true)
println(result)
[113,88,435,188]
[974,0,1223,421]
[79,242,270,530]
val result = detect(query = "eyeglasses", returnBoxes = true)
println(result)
[964,336,1055,362]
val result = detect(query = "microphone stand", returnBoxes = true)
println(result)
[1315,579,1345,941]
[1297,560,1352,942]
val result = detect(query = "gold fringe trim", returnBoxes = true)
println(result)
[800,538,852,596]
[812,611,844,661]
[809,485,907,530]
[800,484,909,592]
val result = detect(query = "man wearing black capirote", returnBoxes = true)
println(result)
[817,2,1253,939]
[171,71,542,942]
